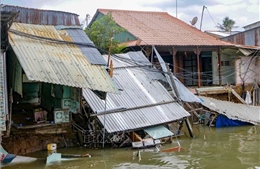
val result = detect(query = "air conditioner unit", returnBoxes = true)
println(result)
[54,110,64,123]
[61,99,71,109]
[63,111,70,122]
[54,109,70,123]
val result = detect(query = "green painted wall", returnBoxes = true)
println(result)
[93,13,137,43]
[41,84,80,113]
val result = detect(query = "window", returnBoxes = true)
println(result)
[225,61,230,66]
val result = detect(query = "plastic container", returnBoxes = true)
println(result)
[47,143,57,151]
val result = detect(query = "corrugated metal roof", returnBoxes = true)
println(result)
[82,51,190,133]
[173,76,202,103]
[96,9,233,47]
[199,96,260,125]
[2,5,80,26]
[8,22,117,93]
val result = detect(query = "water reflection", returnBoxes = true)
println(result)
[3,125,260,169]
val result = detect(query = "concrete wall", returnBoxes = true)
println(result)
[235,56,260,85]
[212,51,235,85]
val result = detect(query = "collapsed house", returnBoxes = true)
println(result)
[81,51,201,148]
[1,5,117,154]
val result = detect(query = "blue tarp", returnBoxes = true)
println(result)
[216,115,251,128]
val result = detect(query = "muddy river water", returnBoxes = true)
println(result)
[2,125,260,169]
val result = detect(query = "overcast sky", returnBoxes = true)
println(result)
[2,0,260,31]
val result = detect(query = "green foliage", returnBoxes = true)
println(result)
[85,12,127,54]
[217,16,237,32]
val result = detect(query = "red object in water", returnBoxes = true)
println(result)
[161,146,185,152]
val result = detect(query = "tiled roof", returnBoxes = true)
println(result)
[97,9,233,47]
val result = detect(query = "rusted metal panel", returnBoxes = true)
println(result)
[235,33,245,45]
[200,96,260,125]
[2,5,80,26]
[83,51,190,133]
[222,27,260,46]
[8,22,117,93]
[255,28,259,46]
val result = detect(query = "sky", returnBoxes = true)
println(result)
[2,0,260,31]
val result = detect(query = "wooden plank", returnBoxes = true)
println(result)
[185,102,200,118]
[231,89,246,104]
[131,132,142,141]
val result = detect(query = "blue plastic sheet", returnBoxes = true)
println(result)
[216,114,251,127]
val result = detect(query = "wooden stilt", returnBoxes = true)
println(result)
[185,118,194,138]
[177,120,184,135]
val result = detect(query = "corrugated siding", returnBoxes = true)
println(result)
[8,23,117,93]
[2,5,80,26]
[199,96,260,125]
[0,51,7,131]
[83,52,190,133]
[222,27,260,46]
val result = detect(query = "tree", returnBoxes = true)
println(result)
[85,12,126,54]
[217,16,237,32]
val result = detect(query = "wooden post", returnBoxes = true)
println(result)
[218,47,222,86]
[196,47,201,88]
[177,120,184,135]
[172,47,177,75]
[107,31,113,67]
[185,118,194,138]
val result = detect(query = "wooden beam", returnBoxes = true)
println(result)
[185,102,203,120]
[231,89,247,104]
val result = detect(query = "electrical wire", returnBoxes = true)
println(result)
[9,28,259,85]
[205,7,218,27]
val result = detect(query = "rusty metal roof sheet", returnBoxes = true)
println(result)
[199,96,260,125]
[2,5,80,26]
[82,51,190,133]
[96,9,233,47]
[8,22,117,93]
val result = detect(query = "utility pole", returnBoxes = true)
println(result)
[107,31,113,68]
[176,0,178,18]
[200,6,206,31]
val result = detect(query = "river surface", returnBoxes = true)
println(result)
[2,125,260,169]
